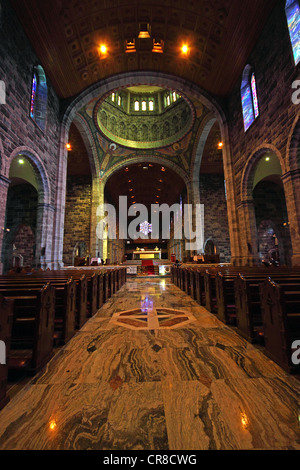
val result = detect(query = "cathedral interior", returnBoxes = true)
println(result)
[0,0,300,453]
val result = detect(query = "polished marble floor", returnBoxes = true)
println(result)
[0,278,300,450]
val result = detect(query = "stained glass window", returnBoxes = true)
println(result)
[241,66,259,132]
[30,73,37,119]
[134,100,139,111]
[149,100,154,111]
[251,73,259,118]
[286,0,300,65]
[140,221,152,236]
[241,84,254,131]
[142,100,147,111]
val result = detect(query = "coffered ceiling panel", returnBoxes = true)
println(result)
[10,0,279,99]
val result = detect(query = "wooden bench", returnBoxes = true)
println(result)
[0,283,55,375]
[0,278,77,345]
[0,294,14,410]
[260,277,300,374]
[1,273,86,331]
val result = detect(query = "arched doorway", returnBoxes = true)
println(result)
[242,149,292,266]
[103,162,187,264]
[2,156,38,272]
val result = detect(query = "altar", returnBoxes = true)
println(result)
[133,249,161,260]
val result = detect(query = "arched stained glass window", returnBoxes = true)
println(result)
[149,100,154,111]
[241,66,259,132]
[142,100,147,111]
[134,100,139,111]
[30,73,37,119]
[29,65,48,131]
[286,0,300,65]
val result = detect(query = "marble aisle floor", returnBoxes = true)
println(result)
[0,277,300,450]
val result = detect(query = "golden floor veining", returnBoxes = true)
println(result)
[0,278,300,450]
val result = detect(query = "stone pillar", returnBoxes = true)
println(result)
[236,200,260,266]
[52,138,68,270]
[90,176,102,258]
[282,170,300,266]
[35,202,55,269]
[0,176,10,274]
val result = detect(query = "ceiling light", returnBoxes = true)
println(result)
[138,23,151,39]
[125,39,136,53]
[218,142,223,149]
[99,44,108,59]
[66,143,72,151]
[152,39,164,53]
[265,156,270,161]
[161,167,166,172]
[181,44,190,56]
[18,158,25,164]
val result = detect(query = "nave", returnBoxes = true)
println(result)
[0,278,299,450]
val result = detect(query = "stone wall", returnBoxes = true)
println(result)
[0,1,61,270]
[226,0,300,264]
[63,175,92,266]
[199,174,231,262]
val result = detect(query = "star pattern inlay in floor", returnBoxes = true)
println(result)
[0,278,299,450]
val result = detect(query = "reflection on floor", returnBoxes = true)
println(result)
[0,278,300,450]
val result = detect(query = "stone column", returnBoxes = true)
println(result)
[282,170,300,266]
[35,202,55,269]
[0,176,10,274]
[52,137,68,270]
[236,200,260,266]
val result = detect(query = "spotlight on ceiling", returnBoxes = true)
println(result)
[99,44,108,59]
[125,39,136,53]
[218,142,224,149]
[138,23,151,39]
[18,158,25,164]
[66,143,72,151]
[181,44,190,56]
[152,39,164,53]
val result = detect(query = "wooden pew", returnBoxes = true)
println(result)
[0,274,85,332]
[0,294,14,410]
[260,277,300,374]
[0,283,55,374]
[0,278,76,345]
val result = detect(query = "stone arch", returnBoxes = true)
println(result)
[6,146,51,204]
[102,155,190,188]
[54,71,228,267]
[4,147,53,269]
[71,115,100,178]
[240,144,286,202]
[286,110,300,172]
[239,144,291,266]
